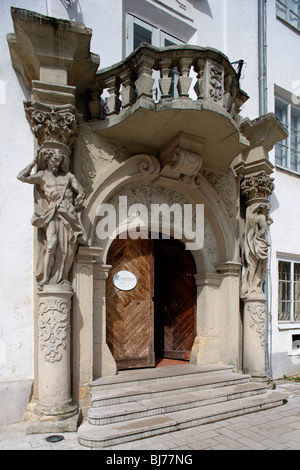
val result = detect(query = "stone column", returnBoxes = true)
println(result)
[93,264,117,378]
[18,102,85,432]
[72,246,103,417]
[240,172,275,381]
[190,273,221,366]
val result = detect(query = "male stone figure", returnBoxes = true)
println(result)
[18,143,86,289]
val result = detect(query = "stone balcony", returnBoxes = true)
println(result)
[8,9,286,176]
[88,43,250,171]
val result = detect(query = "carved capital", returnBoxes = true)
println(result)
[241,171,275,205]
[24,101,78,151]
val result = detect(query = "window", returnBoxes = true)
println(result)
[126,14,184,55]
[126,14,184,100]
[278,260,300,322]
[276,0,300,31]
[275,97,300,172]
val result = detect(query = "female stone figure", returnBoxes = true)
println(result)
[242,202,272,298]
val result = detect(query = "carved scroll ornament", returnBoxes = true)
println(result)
[38,296,70,363]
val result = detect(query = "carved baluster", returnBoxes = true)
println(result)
[88,82,106,120]
[177,57,193,98]
[120,69,137,108]
[158,58,173,99]
[134,55,155,99]
[104,75,121,115]
[194,58,206,100]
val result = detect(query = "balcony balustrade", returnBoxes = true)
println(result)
[88,43,248,125]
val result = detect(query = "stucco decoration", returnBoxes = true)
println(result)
[17,102,86,290]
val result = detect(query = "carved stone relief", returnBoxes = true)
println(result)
[206,60,224,104]
[247,302,266,347]
[38,296,70,363]
[75,125,127,194]
[202,170,236,223]
[92,184,218,269]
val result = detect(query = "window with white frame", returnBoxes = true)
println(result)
[126,14,184,55]
[278,260,300,322]
[276,0,300,31]
[275,97,300,172]
[126,14,185,100]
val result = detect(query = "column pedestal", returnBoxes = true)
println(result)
[26,284,79,434]
[242,293,268,382]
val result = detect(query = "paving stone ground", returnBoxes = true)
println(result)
[0,381,299,451]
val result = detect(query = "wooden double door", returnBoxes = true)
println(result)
[106,237,196,370]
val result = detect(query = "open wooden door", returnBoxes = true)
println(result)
[106,237,155,370]
[154,239,196,361]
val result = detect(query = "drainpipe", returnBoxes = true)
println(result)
[258,0,272,381]
[258,0,267,116]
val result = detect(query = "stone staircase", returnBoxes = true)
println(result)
[77,364,288,448]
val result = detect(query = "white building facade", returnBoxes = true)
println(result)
[0,0,299,427]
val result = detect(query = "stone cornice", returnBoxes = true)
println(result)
[7,7,99,95]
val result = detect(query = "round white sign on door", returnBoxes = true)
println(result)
[113,271,137,291]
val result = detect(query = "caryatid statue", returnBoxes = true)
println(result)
[242,202,273,297]
[240,172,275,298]
[18,141,86,290]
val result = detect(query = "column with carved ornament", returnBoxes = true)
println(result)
[21,101,85,432]
[240,172,275,381]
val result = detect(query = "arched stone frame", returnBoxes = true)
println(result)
[72,153,241,411]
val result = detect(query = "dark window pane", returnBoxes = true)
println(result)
[134,24,152,49]
[164,38,176,47]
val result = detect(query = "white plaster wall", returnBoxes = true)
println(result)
[266,1,300,378]
[0,0,48,423]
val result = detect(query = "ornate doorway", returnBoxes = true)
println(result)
[106,237,196,370]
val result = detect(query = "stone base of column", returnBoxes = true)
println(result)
[242,293,268,382]
[25,400,79,434]
[26,283,79,434]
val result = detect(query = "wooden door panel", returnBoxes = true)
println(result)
[106,237,155,370]
[154,239,196,360]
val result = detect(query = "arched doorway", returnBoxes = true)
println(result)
[106,236,196,370]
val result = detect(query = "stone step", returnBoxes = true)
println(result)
[90,372,250,408]
[78,390,288,448]
[90,363,234,392]
[88,381,267,425]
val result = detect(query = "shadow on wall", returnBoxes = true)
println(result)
[62,0,84,24]
[192,0,213,18]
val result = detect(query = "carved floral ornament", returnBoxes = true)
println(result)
[247,303,267,347]
[38,296,71,363]
[241,172,275,204]
[24,101,78,150]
